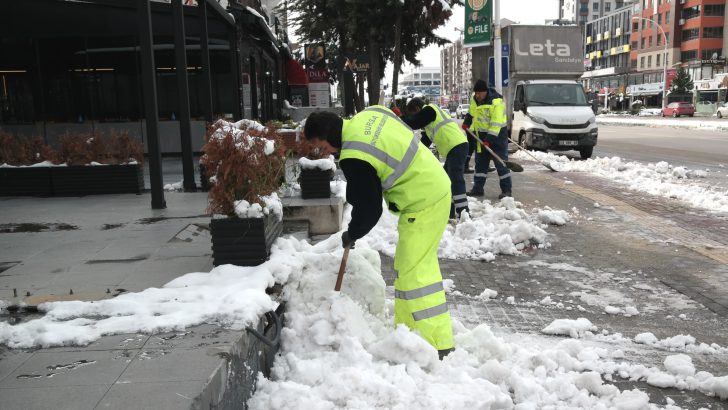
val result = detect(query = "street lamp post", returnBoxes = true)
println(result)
[632,15,668,109]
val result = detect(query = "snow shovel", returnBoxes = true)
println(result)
[464,129,523,173]
[506,136,558,172]
[334,244,351,291]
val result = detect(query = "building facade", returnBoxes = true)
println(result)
[567,0,632,25]
[397,66,442,103]
[582,0,727,109]
[440,38,472,108]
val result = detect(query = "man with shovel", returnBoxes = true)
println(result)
[403,97,470,219]
[304,108,455,360]
[462,80,513,199]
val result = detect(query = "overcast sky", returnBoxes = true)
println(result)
[384,0,560,86]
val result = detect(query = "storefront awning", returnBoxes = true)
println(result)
[286,58,309,86]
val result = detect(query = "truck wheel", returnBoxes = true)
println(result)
[672,111,678,118]
[718,111,723,119]
[579,146,593,159]
[518,132,529,150]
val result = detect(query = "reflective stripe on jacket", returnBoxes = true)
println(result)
[339,105,450,214]
[423,103,467,158]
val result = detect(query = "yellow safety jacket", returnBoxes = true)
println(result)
[468,95,508,152]
[423,103,467,158]
[339,106,450,214]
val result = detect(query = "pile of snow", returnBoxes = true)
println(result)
[1,161,67,168]
[512,152,728,213]
[163,180,183,192]
[634,332,728,355]
[542,318,597,338]
[298,155,336,172]
[3,231,727,406]
[358,197,569,262]
[232,192,283,220]
[597,115,728,131]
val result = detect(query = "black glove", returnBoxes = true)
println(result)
[341,231,356,249]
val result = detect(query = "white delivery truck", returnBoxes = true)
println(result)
[501,25,598,159]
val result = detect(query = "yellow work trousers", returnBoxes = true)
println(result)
[393,192,454,351]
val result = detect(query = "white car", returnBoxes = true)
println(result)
[455,104,469,119]
[717,102,728,119]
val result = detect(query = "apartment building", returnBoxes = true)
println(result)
[440,38,472,108]
[565,0,631,25]
[582,5,635,109]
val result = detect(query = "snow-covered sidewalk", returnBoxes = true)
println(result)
[597,116,728,131]
[511,151,728,214]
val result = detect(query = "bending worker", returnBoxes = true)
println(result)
[403,97,469,219]
[462,79,513,199]
[304,108,455,359]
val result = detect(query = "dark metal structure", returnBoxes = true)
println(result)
[0,0,288,209]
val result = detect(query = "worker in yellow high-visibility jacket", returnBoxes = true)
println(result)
[462,79,513,199]
[303,108,455,360]
[403,97,469,219]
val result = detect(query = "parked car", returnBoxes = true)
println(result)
[717,102,728,119]
[455,104,469,119]
[661,102,695,118]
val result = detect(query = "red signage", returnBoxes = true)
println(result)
[306,68,329,83]
[666,68,677,91]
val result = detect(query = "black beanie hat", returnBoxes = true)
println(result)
[473,79,488,92]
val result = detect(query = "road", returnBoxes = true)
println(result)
[595,125,728,169]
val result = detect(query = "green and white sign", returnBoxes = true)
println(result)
[464,0,492,48]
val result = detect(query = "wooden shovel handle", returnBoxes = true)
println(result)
[334,245,351,291]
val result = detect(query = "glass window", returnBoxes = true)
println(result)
[682,28,699,41]
[703,27,724,39]
[647,55,652,67]
[680,50,697,61]
[656,54,660,67]
[704,5,725,16]
[702,49,722,60]
[665,11,670,23]
[640,56,645,68]
[593,2,599,11]
[605,2,611,12]
[648,36,652,47]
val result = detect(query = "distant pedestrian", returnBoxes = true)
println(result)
[390,102,402,117]
[403,97,470,219]
[462,79,512,199]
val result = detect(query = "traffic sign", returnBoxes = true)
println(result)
[488,56,509,87]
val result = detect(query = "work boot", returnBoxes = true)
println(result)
[438,348,454,360]
[464,167,474,174]
[487,167,496,173]
[467,189,484,197]
[498,191,512,199]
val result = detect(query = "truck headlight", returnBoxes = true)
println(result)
[588,116,596,124]
[527,113,546,124]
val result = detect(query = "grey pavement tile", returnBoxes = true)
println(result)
[0,350,131,389]
[118,347,223,383]
[0,384,110,410]
[142,325,239,350]
[96,380,207,410]
[38,334,150,353]
[0,349,34,384]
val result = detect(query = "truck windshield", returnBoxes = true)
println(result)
[526,84,588,106]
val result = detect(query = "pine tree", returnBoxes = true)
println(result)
[671,67,694,94]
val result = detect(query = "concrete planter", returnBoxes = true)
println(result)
[52,164,144,196]
[0,167,54,196]
[299,168,333,199]
[210,213,283,266]
[0,164,143,196]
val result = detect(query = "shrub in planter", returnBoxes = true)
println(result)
[201,119,287,266]
[0,131,144,196]
[293,137,335,199]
